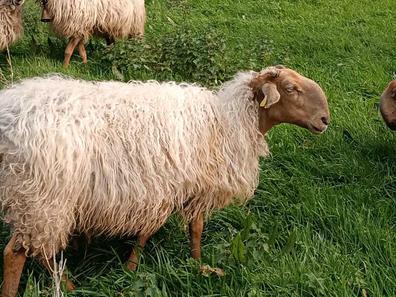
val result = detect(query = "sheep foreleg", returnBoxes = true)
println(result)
[77,41,87,64]
[189,214,204,260]
[40,257,76,292]
[126,234,150,271]
[1,234,26,297]
[63,37,81,68]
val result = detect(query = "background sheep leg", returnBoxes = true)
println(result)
[126,234,150,271]
[63,37,81,68]
[77,41,87,64]
[189,214,204,259]
[105,35,115,46]
[1,234,26,297]
[40,257,76,292]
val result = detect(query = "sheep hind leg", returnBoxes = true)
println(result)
[2,234,27,297]
[77,41,87,64]
[63,37,81,68]
[40,257,76,292]
[126,234,150,271]
[189,213,204,260]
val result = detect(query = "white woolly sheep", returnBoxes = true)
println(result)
[0,0,23,51]
[38,0,146,67]
[380,80,396,130]
[0,66,330,296]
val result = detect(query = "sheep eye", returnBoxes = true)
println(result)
[285,86,295,93]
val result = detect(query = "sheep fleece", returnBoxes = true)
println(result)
[0,5,23,51]
[46,0,145,40]
[0,74,268,258]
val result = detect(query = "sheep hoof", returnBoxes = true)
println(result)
[65,280,76,292]
[126,261,138,271]
[199,265,225,277]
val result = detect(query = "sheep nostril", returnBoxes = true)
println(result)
[321,116,329,125]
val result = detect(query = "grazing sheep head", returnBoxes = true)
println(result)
[0,0,23,51]
[380,80,396,130]
[0,0,23,7]
[250,66,330,135]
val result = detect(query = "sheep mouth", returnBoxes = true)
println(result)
[308,123,327,134]
[380,107,396,130]
[386,121,396,131]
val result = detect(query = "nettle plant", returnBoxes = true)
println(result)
[100,28,228,86]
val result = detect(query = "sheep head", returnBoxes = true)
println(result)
[380,80,396,130]
[0,0,24,12]
[0,0,23,6]
[250,66,330,135]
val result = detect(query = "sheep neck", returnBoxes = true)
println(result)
[217,72,269,158]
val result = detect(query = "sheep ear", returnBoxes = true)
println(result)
[260,82,280,108]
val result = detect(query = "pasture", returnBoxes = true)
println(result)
[0,0,395,296]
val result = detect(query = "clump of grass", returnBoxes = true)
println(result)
[98,27,228,85]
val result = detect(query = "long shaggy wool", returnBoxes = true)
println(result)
[0,4,23,51]
[0,72,268,258]
[45,0,145,41]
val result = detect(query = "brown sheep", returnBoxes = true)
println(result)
[380,80,396,130]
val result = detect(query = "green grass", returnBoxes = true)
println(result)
[1,0,396,296]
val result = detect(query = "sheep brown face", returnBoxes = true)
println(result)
[251,66,330,135]
[380,80,396,130]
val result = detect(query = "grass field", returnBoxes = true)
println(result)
[1,0,396,296]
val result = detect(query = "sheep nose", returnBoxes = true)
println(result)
[321,116,329,125]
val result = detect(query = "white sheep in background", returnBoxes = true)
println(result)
[0,0,23,51]
[38,0,146,67]
[0,66,330,296]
